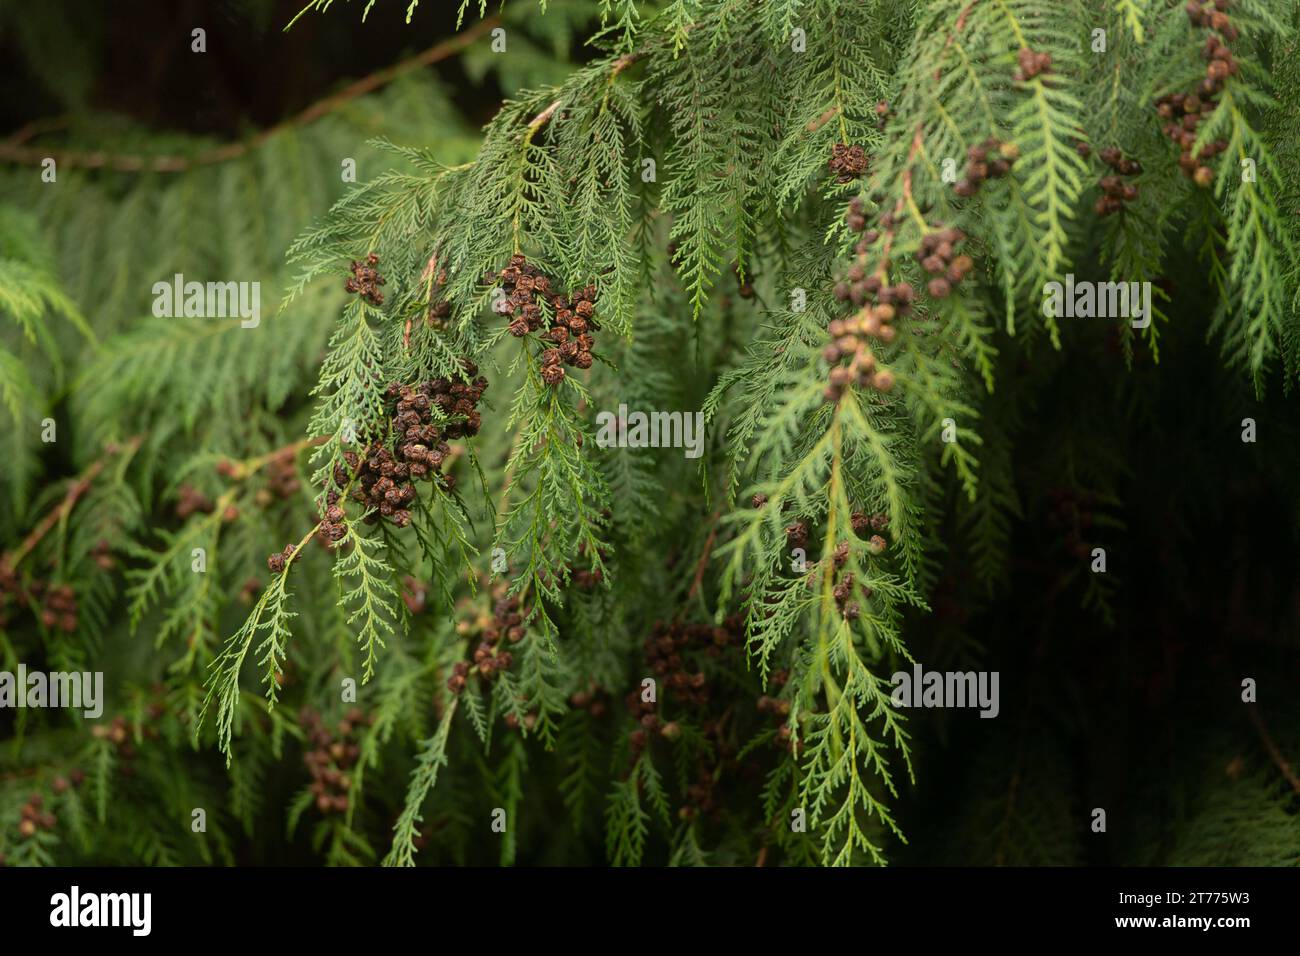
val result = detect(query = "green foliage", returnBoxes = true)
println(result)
[2,0,1298,869]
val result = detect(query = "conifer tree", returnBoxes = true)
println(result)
[1,0,1298,868]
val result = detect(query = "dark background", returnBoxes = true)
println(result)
[0,0,523,134]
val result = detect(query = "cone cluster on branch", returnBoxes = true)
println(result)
[916,224,972,300]
[36,583,78,633]
[1186,0,1239,41]
[425,260,452,329]
[825,199,913,401]
[641,618,737,744]
[91,713,153,779]
[17,792,59,839]
[679,764,721,821]
[301,707,371,815]
[262,449,302,503]
[1156,1,1238,187]
[568,684,609,718]
[447,585,524,695]
[636,616,745,713]
[91,538,115,571]
[448,643,514,693]
[493,255,600,386]
[345,253,386,306]
[826,543,859,618]
[822,511,890,619]
[1013,46,1053,82]
[502,710,538,733]
[569,540,609,591]
[318,361,487,546]
[175,483,214,519]
[828,143,869,183]
[483,585,527,646]
[1,563,80,633]
[851,509,890,554]
[1093,147,1143,216]
[954,137,1019,198]
[267,542,297,574]
[757,669,801,753]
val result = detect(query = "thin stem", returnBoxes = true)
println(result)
[3,436,143,573]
